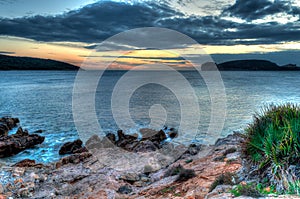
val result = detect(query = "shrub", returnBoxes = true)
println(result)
[243,103,300,192]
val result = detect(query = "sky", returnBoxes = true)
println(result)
[0,0,300,68]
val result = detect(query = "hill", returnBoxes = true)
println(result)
[0,54,78,70]
[202,60,300,71]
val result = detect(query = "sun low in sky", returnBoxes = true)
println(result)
[0,0,300,69]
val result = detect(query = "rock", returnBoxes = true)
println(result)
[85,134,102,149]
[215,132,245,146]
[225,152,240,162]
[0,117,19,136]
[116,130,138,149]
[0,123,9,137]
[143,165,154,174]
[140,128,157,138]
[140,176,150,182]
[73,146,88,153]
[183,144,202,156]
[16,127,28,136]
[117,129,125,140]
[205,185,233,199]
[168,131,178,138]
[106,133,116,143]
[133,140,159,153]
[141,129,167,143]
[119,172,140,182]
[117,185,132,194]
[59,139,83,155]
[86,129,168,153]
[0,131,45,158]
[33,130,43,134]
[13,159,43,167]
[56,152,92,168]
[134,181,147,187]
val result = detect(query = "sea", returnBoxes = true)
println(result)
[0,70,300,164]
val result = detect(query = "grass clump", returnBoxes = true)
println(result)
[243,103,300,193]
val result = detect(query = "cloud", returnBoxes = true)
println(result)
[223,0,300,21]
[0,1,181,43]
[0,0,299,46]
[0,51,15,54]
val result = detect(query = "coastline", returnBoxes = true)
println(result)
[1,117,300,199]
[0,121,294,199]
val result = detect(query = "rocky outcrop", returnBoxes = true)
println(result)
[86,128,173,153]
[0,117,19,136]
[0,127,45,158]
[59,139,87,155]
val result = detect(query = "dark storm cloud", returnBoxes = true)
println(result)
[0,0,299,46]
[223,0,300,21]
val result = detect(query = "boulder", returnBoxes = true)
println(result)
[59,139,83,155]
[0,131,44,158]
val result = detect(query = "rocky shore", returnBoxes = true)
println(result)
[0,117,299,199]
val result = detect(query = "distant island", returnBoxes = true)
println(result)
[0,54,78,70]
[0,54,299,71]
[203,60,300,71]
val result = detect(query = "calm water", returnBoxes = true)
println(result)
[0,70,300,164]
